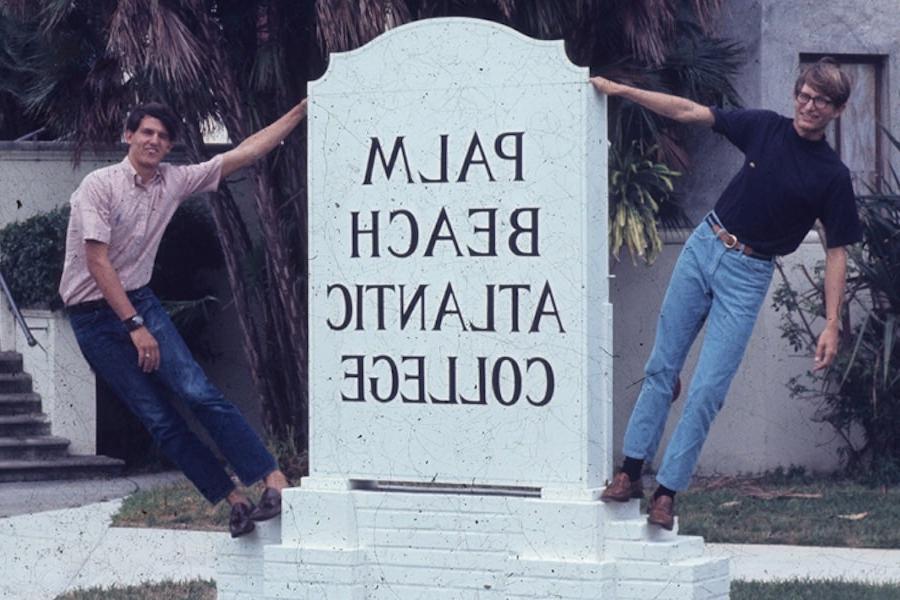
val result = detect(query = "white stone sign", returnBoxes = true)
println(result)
[217,17,731,600]
[308,15,611,491]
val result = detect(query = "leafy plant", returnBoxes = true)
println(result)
[609,139,681,263]
[0,205,68,309]
[772,132,900,483]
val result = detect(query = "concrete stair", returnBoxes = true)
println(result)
[0,351,123,482]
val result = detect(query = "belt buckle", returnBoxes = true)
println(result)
[723,232,738,249]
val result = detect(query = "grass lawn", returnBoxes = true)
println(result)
[50,578,900,599]
[54,579,215,600]
[677,475,900,547]
[112,480,229,531]
[732,579,900,599]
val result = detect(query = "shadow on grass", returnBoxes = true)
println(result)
[678,476,900,547]
[51,576,900,599]
[54,579,215,600]
[112,481,228,531]
[732,579,900,599]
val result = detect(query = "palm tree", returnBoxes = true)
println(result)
[0,0,742,462]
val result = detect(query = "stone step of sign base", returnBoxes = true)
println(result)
[216,517,281,600]
[607,516,680,540]
[606,536,707,563]
[252,548,728,600]
[614,557,731,599]
[218,488,729,600]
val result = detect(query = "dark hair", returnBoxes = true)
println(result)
[125,103,180,142]
[794,57,852,108]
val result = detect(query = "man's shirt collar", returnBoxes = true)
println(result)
[120,157,165,188]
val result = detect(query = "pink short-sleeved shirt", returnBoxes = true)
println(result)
[59,154,224,305]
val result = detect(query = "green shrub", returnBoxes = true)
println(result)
[0,205,69,309]
[772,132,900,483]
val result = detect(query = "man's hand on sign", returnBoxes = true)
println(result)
[589,76,620,96]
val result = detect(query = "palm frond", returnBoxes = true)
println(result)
[509,1,574,39]
[665,19,743,107]
[689,0,723,32]
[615,0,676,66]
[0,0,29,19]
[415,0,503,19]
[109,0,209,92]
[316,0,413,53]
[37,0,77,35]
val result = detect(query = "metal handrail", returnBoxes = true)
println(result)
[0,271,38,348]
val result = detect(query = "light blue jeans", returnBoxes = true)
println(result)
[622,215,775,491]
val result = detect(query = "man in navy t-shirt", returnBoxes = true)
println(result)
[590,58,861,530]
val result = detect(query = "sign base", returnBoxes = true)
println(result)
[218,479,730,599]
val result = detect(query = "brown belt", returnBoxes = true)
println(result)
[705,217,772,261]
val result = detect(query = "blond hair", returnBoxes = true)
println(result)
[794,57,851,107]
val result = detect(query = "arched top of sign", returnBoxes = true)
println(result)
[310,17,585,95]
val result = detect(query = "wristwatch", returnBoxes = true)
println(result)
[123,314,145,332]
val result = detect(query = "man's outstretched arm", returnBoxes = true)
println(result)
[590,76,715,127]
[220,98,309,177]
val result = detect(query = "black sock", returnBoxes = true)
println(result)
[653,485,676,499]
[622,457,644,482]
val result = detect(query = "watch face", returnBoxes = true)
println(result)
[125,315,145,331]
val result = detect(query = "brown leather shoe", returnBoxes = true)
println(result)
[229,501,256,538]
[249,487,282,522]
[600,472,644,502]
[647,494,675,530]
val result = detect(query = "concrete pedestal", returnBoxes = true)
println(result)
[218,479,729,600]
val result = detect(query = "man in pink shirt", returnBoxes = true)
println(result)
[60,100,307,537]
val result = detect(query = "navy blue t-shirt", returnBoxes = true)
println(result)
[711,108,861,256]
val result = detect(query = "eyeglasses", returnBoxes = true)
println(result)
[796,92,834,109]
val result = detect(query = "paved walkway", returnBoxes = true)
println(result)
[2,474,900,599]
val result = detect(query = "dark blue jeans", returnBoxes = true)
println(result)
[69,287,276,504]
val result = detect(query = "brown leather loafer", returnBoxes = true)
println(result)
[647,494,675,530]
[249,487,282,522]
[229,501,256,538]
[600,472,644,502]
